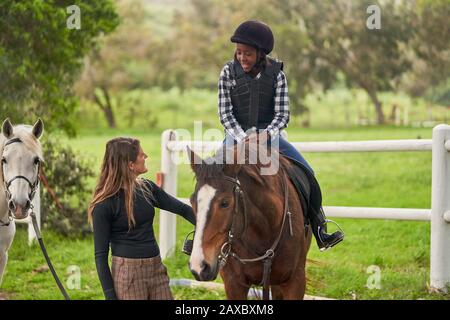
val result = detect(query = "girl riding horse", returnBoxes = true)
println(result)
[217,20,344,251]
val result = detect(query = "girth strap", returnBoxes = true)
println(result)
[262,258,272,300]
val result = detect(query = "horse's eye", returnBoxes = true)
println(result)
[34,157,40,165]
[220,200,230,209]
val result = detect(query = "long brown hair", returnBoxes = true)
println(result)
[88,137,150,228]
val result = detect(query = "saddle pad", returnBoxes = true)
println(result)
[283,156,323,225]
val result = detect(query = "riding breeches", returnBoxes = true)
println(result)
[223,132,314,174]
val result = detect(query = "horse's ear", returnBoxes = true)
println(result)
[187,145,203,174]
[32,118,44,139]
[2,118,13,139]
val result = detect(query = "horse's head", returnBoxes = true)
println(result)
[187,146,244,281]
[1,118,44,219]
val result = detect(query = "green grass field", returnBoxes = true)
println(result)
[1,125,449,300]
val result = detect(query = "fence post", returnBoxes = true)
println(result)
[430,124,450,292]
[160,130,178,259]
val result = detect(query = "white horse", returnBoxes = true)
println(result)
[0,118,44,286]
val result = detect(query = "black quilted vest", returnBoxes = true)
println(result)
[228,57,283,131]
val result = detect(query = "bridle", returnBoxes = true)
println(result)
[1,137,41,224]
[204,169,294,300]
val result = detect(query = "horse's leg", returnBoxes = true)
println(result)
[0,222,16,287]
[0,252,8,286]
[279,266,306,300]
[223,280,250,300]
[221,269,250,300]
[270,285,284,300]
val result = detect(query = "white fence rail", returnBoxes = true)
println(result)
[159,124,450,292]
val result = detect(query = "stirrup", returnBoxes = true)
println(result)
[324,219,345,235]
[319,233,344,252]
[182,230,195,255]
[318,219,345,252]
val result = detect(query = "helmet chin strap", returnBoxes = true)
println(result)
[249,50,263,75]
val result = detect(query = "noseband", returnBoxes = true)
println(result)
[1,137,41,224]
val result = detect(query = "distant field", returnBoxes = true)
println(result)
[75,87,450,132]
[1,125,449,300]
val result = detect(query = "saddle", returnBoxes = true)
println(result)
[281,155,323,227]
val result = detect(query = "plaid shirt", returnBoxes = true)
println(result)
[218,61,290,142]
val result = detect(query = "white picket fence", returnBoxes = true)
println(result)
[159,124,450,292]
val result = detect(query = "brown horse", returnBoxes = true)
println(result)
[187,137,311,299]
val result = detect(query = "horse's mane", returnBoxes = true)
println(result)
[195,140,292,188]
[2,125,43,160]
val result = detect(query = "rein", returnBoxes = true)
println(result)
[217,169,294,300]
[1,137,70,300]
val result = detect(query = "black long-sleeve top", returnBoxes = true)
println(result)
[92,179,196,300]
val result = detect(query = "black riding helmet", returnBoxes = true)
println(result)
[230,20,274,55]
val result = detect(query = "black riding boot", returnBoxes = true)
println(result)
[310,208,344,251]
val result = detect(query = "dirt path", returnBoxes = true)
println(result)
[0,291,10,300]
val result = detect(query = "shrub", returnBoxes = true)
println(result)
[39,137,95,237]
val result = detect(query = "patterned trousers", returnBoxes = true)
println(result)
[111,255,173,300]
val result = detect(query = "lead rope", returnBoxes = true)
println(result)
[30,208,70,300]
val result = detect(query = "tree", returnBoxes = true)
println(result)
[166,0,407,123]
[153,0,249,91]
[401,0,450,104]
[162,0,325,118]
[76,0,165,128]
[288,0,413,124]
[0,0,119,136]
[254,0,337,119]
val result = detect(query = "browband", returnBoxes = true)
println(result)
[4,138,22,147]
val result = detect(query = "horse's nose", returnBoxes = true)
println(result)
[190,261,211,281]
[8,200,15,212]
[191,269,201,281]
[198,261,217,281]
[8,199,29,219]
[201,262,211,279]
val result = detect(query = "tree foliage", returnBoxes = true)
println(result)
[401,0,450,103]
[75,0,168,128]
[0,0,119,135]
[149,0,449,124]
[70,0,450,127]
[40,137,95,236]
